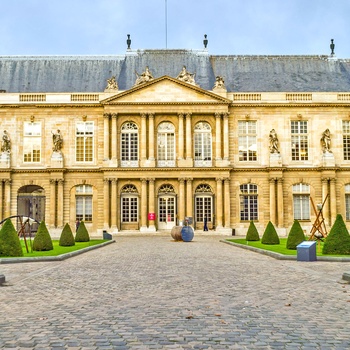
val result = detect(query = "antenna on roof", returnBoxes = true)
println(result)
[330,39,335,56]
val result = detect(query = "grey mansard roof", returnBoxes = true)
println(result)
[1,49,350,93]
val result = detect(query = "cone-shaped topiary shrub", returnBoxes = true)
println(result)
[286,220,305,249]
[75,221,90,242]
[261,221,280,245]
[33,221,53,251]
[322,214,350,255]
[59,223,75,247]
[0,219,23,257]
[246,221,260,241]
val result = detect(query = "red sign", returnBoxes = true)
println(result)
[148,212,156,220]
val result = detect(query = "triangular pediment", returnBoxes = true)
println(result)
[101,76,230,104]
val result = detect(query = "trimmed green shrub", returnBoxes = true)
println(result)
[261,221,280,245]
[286,220,305,249]
[322,214,350,255]
[246,221,260,241]
[0,219,23,257]
[75,221,90,242]
[59,223,75,247]
[33,221,53,251]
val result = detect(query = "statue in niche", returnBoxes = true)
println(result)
[1,130,11,153]
[176,66,196,85]
[105,76,118,91]
[135,66,154,86]
[321,128,332,153]
[213,76,226,90]
[269,129,280,154]
[52,129,63,152]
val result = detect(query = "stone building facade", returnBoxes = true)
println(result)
[0,49,350,236]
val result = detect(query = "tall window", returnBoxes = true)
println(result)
[238,121,257,161]
[121,122,138,167]
[240,184,258,221]
[195,184,213,224]
[293,183,310,220]
[345,184,350,220]
[76,185,92,222]
[157,122,175,167]
[23,122,41,163]
[121,185,138,223]
[343,121,350,160]
[291,121,308,161]
[76,121,94,162]
[194,122,212,166]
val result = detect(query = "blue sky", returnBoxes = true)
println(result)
[1,0,349,57]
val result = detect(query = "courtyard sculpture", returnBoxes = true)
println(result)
[269,129,280,153]
[1,130,11,153]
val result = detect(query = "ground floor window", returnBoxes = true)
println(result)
[195,184,213,228]
[76,185,92,222]
[240,184,258,221]
[293,183,310,220]
[121,184,139,223]
[345,184,350,220]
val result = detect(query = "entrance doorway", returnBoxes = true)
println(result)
[158,196,176,229]
[17,185,45,233]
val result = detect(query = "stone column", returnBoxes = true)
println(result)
[216,178,223,229]
[277,178,284,227]
[179,178,185,222]
[140,179,148,231]
[148,178,156,231]
[111,113,118,163]
[224,178,231,228]
[104,179,110,228]
[103,113,110,160]
[4,179,11,218]
[57,179,64,228]
[148,113,155,162]
[215,113,222,162]
[269,178,276,225]
[111,179,117,229]
[186,178,193,218]
[0,180,3,222]
[178,113,184,160]
[330,178,337,226]
[322,178,330,227]
[141,113,147,162]
[49,179,56,227]
[185,113,192,161]
[223,113,229,161]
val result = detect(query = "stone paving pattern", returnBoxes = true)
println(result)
[1,235,350,349]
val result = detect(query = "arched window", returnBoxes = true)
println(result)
[293,183,310,220]
[345,184,350,220]
[158,184,176,229]
[121,122,138,167]
[157,122,175,167]
[121,184,138,223]
[195,184,213,227]
[76,185,93,222]
[240,184,258,221]
[194,122,212,166]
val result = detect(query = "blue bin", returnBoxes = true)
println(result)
[297,241,317,261]
[181,226,194,242]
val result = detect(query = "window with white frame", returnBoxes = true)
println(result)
[76,185,92,222]
[291,121,308,161]
[343,121,350,160]
[195,184,213,223]
[121,122,138,167]
[121,185,138,222]
[345,184,350,220]
[194,122,212,166]
[293,183,310,220]
[76,121,94,162]
[23,122,41,163]
[238,121,257,161]
[240,184,258,220]
[157,122,175,166]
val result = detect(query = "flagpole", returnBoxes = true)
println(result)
[165,0,168,49]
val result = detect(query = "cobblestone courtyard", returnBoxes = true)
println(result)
[1,235,350,349]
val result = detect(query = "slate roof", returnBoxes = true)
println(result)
[0,49,350,93]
